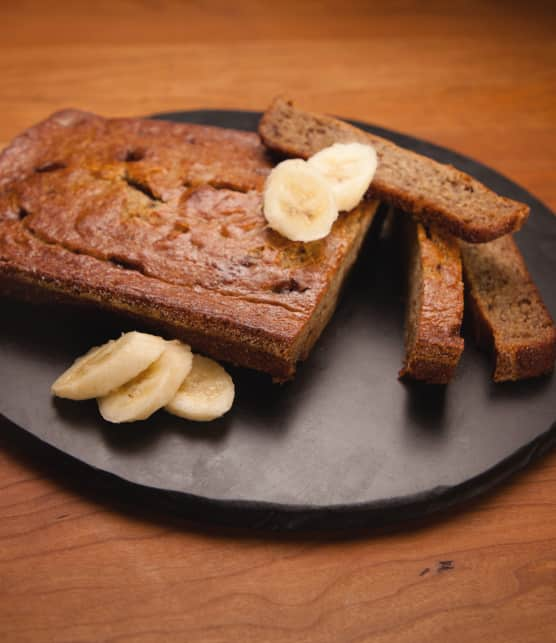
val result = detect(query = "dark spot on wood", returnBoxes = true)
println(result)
[18,207,30,220]
[419,567,430,577]
[437,560,454,572]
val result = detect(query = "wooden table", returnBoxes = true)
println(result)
[1,2,555,641]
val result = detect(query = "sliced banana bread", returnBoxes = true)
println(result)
[259,98,529,243]
[460,235,556,381]
[400,219,464,384]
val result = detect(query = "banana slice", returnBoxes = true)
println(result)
[263,158,337,242]
[308,142,377,212]
[98,341,193,423]
[165,354,235,422]
[51,331,167,400]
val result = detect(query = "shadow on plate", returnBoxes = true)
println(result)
[487,372,554,401]
[402,381,447,433]
[53,396,233,453]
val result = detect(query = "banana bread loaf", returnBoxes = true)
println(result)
[0,109,379,380]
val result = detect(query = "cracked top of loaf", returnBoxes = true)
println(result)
[0,110,378,379]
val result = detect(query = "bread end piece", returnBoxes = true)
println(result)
[461,235,556,382]
[399,219,464,385]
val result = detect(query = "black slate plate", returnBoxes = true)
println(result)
[1,110,555,532]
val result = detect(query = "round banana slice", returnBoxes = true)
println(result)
[98,341,193,423]
[51,331,167,400]
[308,142,377,212]
[165,354,235,422]
[263,158,338,242]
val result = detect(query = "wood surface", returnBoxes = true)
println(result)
[1,1,555,641]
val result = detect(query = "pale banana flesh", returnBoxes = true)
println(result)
[51,331,167,400]
[98,340,193,423]
[263,158,337,242]
[308,142,378,212]
[262,143,377,242]
[165,354,235,422]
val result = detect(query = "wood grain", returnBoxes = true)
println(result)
[1,1,555,642]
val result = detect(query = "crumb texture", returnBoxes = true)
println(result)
[461,235,556,381]
[400,219,464,384]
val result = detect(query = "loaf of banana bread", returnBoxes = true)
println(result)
[0,109,379,380]
[259,97,529,243]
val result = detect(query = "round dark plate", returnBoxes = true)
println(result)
[1,110,555,531]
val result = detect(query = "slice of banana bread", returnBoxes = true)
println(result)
[0,109,379,380]
[460,235,556,381]
[259,98,529,243]
[399,218,464,384]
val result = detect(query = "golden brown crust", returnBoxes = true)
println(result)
[399,219,464,384]
[460,235,556,382]
[0,110,379,380]
[259,97,529,243]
